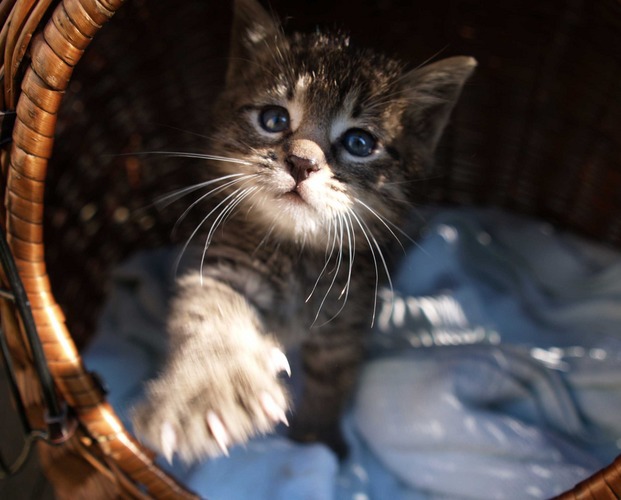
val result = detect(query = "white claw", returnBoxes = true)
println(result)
[261,392,289,427]
[271,348,291,377]
[206,411,230,456]
[160,421,177,464]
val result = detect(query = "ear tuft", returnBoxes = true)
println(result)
[227,0,282,83]
[402,56,477,153]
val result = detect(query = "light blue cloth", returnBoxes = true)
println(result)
[83,208,621,499]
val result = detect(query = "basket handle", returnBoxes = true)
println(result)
[2,0,198,497]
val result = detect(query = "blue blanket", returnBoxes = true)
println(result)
[83,208,621,499]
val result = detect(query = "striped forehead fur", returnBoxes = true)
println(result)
[254,30,409,146]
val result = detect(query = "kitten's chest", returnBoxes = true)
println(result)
[259,248,377,338]
[203,221,379,339]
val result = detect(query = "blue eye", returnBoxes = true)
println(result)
[341,129,376,157]
[259,106,290,133]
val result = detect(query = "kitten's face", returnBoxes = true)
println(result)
[208,0,475,248]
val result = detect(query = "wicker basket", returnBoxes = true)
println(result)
[1,0,621,498]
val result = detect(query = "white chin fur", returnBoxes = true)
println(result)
[245,170,354,245]
[270,196,323,237]
[251,192,341,245]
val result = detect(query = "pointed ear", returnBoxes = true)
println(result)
[227,0,282,83]
[401,56,476,153]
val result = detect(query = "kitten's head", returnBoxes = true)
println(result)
[209,0,475,247]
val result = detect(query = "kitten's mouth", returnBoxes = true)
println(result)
[282,189,306,204]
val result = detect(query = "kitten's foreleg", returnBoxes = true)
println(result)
[131,272,290,463]
[290,329,365,458]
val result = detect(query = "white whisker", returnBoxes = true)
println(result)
[349,209,393,327]
[175,184,255,277]
[336,213,354,301]
[312,214,345,327]
[206,187,258,247]
[113,150,254,166]
[306,217,337,304]
[254,222,277,256]
[355,199,418,251]
[172,175,257,236]
[317,211,357,327]
[199,186,259,282]
[342,211,356,300]
[155,173,250,209]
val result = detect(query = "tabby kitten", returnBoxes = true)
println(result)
[132,0,475,463]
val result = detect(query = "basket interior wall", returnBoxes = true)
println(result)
[45,0,621,346]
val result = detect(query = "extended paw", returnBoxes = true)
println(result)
[132,344,291,463]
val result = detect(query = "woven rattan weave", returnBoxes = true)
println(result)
[1,0,621,498]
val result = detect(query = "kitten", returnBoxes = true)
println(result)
[131,0,475,463]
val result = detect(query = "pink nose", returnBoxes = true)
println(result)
[286,154,320,184]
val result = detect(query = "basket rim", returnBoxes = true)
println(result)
[2,0,198,497]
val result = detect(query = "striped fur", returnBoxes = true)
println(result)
[132,0,475,463]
